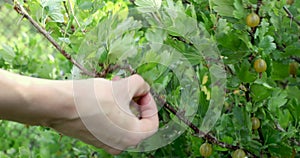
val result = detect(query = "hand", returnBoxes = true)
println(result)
[49,75,159,154]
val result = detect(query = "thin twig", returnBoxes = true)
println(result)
[291,56,300,64]
[67,0,85,33]
[255,0,263,14]
[63,1,70,18]
[13,1,96,77]
[283,6,300,26]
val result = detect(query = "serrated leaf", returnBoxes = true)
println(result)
[40,0,64,23]
[135,0,162,13]
[258,35,276,54]
[236,60,256,83]
[212,0,235,17]
[108,32,137,63]
[268,89,288,113]
[145,28,167,44]
[233,0,245,19]
[0,44,15,62]
[250,83,272,102]
[278,109,290,129]
[285,42,300,57]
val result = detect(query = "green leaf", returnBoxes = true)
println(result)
[268,89,288,114]
[232,106,252,144]
[285,42,300,57]
[233,0,246,19]
[250,83,273,102]
[212,0,235,17]
[18,146,32,158]
[78,1,93,10]
[268,143,293,157]
[271,61,289,80]
[258,35,276,54]
[40,0,65,23]
[135,0,162,13]
[278,109,290,129]
[235,60,257,83]
[108,32,137,63]
[0,44,15,62]
[145,27,167,44]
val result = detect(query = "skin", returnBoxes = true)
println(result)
[0,69,159,154]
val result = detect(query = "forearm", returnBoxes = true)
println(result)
[0,69,75,126]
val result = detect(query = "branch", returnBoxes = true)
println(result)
[291,56,300,64]
[151,89,257,157]
[273,121,300,147]
[283,6,300,26]
[255,0,263,14]
[13,1,96,77]
[67,0,85,33]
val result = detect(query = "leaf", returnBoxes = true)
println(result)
[258,35,276,54]
[135,0,162,13]
[108,32,137,63]
[250,83,273,102]
[212,0,235,17]
[235,60,257,83]
[285,42,300,57]
[268,89,288,114]
[278,109,290,129]
[271,61,289,80]
[232,106,252,144]
[233,0,246,19]
[269,143,293,157]
[40,0,64,23]
[0,44,15,62]
[78,1,93,10]
[18,146,32,158]
[145,27,167,44]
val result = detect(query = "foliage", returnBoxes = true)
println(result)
[1,0,300,157]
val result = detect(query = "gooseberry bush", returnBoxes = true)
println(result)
[0,0,300,157]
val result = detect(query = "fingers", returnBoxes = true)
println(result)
[112,74,158,134]
[127,74,150,98]
[138,93,159,133]
[112,76,121,81]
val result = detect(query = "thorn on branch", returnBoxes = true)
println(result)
[283,6,300,26]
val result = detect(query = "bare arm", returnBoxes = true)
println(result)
[0,69,159,154]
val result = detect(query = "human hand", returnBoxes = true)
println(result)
[49,75,159,154]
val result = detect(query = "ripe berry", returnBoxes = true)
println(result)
[287,0,294,5]
[246,13,260,27]
[254,58,267,73]
[251,117,260,130]
[200,143,212,157]
[233,149,246,158]
[289,62,298,77]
